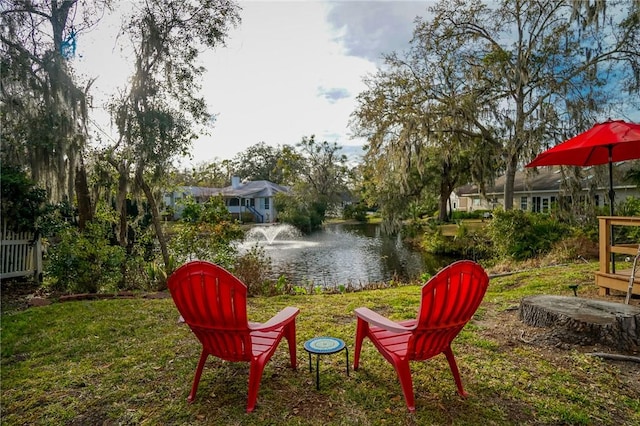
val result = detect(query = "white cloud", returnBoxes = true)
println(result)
[72,1,425,164]
[197,1,378,162]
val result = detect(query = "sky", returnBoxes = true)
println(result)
[74,1,432,165]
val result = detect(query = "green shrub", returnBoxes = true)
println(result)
[420,222,493,260]
[421,225,449,254]
[343,202,368,222]
[169,195,243,270]
[45,221,125,294]
[233,244,278,296]
[616,196,640,242]
[488,209,570,260]
[402,220,426,239]
[451,210,489,220]
[0,165,50,233]
[274,193,324,233]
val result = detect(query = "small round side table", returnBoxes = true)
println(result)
[303,336,349,390]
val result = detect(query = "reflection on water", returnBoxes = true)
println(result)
[240,222,452,287]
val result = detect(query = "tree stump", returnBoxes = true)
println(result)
[519,295,640,352]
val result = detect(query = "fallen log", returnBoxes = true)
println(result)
[587,352,640,363]
[519,295,640,352]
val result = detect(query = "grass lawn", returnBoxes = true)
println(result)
[439,219,488,237]
[2,261,639,425]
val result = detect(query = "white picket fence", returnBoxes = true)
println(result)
[1,222,43,280]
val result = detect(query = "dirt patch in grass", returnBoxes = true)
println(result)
[477,301,640,393]
[0,278,43,312]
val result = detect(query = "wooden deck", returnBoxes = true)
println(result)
[595,268,640,295]
[596,216,640,296]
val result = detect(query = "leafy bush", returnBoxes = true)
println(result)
[44,221,125,294]
[169,195,243,270]
[616,196,640,242]
[274,193,324,233]
[0,165,50,233]
[544,234,599,263]
[342,202,368,222]
[233,244,277,296]
[402,220,426,239]
[420,225,449,254]
[420,222,493,260]
[488,209,570,260]
[451,210,489,220]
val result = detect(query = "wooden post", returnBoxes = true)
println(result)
[596,216,640,296]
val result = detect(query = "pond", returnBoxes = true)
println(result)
[239,222,453,288]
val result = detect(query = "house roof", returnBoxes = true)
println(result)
[457,162,637,197]
[177,180,289,199]
[178,186,221,198]
[218,180,289,198]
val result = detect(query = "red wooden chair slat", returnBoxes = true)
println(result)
[168,261,299,412]
[354,260,489,412]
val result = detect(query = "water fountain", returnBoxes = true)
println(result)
[239,222,434,288]
[244,223,302,245]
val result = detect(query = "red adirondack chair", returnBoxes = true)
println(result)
[353,260,489,412]
[168,260,299,412]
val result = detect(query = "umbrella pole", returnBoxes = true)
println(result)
[608,146,616,274]
[608,146,615,216]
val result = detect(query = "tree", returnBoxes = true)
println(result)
[1,0,111,228]
[178,159,233,187]
[352,0,640,222]
[424,0,640,209]
[351,35,500,224]
[106,0,240,275]
[230,142,286,183]
[289,135,350,208]
[274,136,351,231]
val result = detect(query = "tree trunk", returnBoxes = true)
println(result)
[503,155,518,210]
[438,193,449,222]
[438,162,452,221]
[116,164,129,249]
[75,158,93,230]
[136,171,171,287]
[519,295,640,352]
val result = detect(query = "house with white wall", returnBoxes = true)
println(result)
[163,177,289,223]
[454,163,639,213]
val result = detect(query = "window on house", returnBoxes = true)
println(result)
[520,197,528,211]
[542,198,549,213]
[228,198,240,206]
[532,196,541,213]
[264,197,269,210]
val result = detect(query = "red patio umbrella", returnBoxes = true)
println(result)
[526,119,640,215]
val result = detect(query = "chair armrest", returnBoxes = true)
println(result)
[250,306,300,332]
[355,307,416,333]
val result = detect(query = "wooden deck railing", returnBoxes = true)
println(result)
[595,216,640,296]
